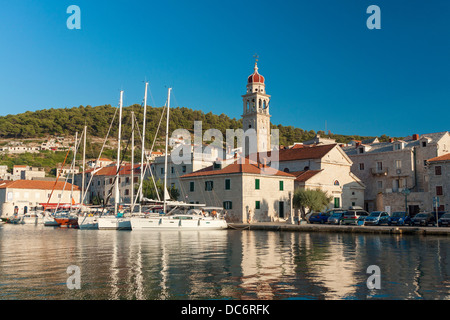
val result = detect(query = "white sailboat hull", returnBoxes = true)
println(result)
[130,216,228,230]
[98,216,131,230]
[22,216,37,225]
[78,216,99,230]
[14,213,45,225]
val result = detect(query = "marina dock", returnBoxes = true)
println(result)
[228,222,450,236]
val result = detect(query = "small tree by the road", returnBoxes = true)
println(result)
[293,188,332,220]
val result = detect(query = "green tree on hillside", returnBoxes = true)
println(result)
[0,104,381,147]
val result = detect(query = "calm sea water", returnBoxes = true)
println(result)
[1,223,449,300]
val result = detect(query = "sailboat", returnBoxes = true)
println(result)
[97,90,132,230]
[130,88,228,230]
[52,131,83,228]
[77,102,124,229]
[7,206,46,225]
[21,212,45,225]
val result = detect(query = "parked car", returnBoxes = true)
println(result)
[387,212,411,226]
[305,212,314,223]
[410,213,436,226]
[438,213,450,227]
[341,207,369,225]
[308,212,331,224]
[364,211,390,226]
[327,209,347,225]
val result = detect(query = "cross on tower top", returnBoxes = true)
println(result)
[253,54,259,71]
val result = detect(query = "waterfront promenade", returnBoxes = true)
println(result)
[228,221,450,236]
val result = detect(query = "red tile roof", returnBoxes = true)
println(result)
[181,159,294,178]
[290,170,323,182]
[428,153,450,163]
[85,164,141,176]
[0,180,80,191]
[253,144,336,162]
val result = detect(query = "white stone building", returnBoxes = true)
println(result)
[86,157,114,169]
[0,145,40,154]
[0,180,81,218]
[181,158,295,223]
[12,165,46,180]
[270,143,366,210]
[56,165,80,178]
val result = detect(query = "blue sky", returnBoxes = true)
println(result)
[0,0,449,138]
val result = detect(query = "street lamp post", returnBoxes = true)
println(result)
[402,188,411,217]
[433,196,440,228]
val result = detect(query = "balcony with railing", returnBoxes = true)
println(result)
[370,167,388,176]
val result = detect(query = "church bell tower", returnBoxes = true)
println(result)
[241,59,271,155]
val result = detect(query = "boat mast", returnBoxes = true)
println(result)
[163,87,171,214]
[81,126,86,210]
[70,131,78,212]
[115,90,123,215]
[140,82,148,213]
[131,111,135,213]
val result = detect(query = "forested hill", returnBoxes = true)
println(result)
[0,104,378,146]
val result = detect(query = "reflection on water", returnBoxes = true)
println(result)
[1,224,450,300]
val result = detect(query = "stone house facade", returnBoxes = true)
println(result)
[259,143,365,211]
[343,132,450,214]
[74,163,141,205]
[180,159,295,223]
[0,180,81,217]
[150,144,222,200]
[426,153,450,212]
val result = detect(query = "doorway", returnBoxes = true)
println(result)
[279,201,284,218]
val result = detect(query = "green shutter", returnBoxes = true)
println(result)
[334,197,340,208]
[205,181,213,191]
[255,201,260,209]
[223,201,232,209]
[279,181,284,191]
[225,179,231,190]
[190,181,194,192]
[255,179,260,190]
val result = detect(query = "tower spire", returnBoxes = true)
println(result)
[253,54,259,72]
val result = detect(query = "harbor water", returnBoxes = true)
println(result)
[1,223,449,300]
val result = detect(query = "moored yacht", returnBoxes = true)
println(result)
[130,88,228,231]
[77,213,99,229]
[130,210,228,230]
[97,214,131,230]
[21,212,45,225]
[53,211,79,228]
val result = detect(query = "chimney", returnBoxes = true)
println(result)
[412,134,419,141]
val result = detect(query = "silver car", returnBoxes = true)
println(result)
[327,209,347,225]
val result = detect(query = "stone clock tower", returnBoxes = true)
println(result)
[241,61,271,155]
